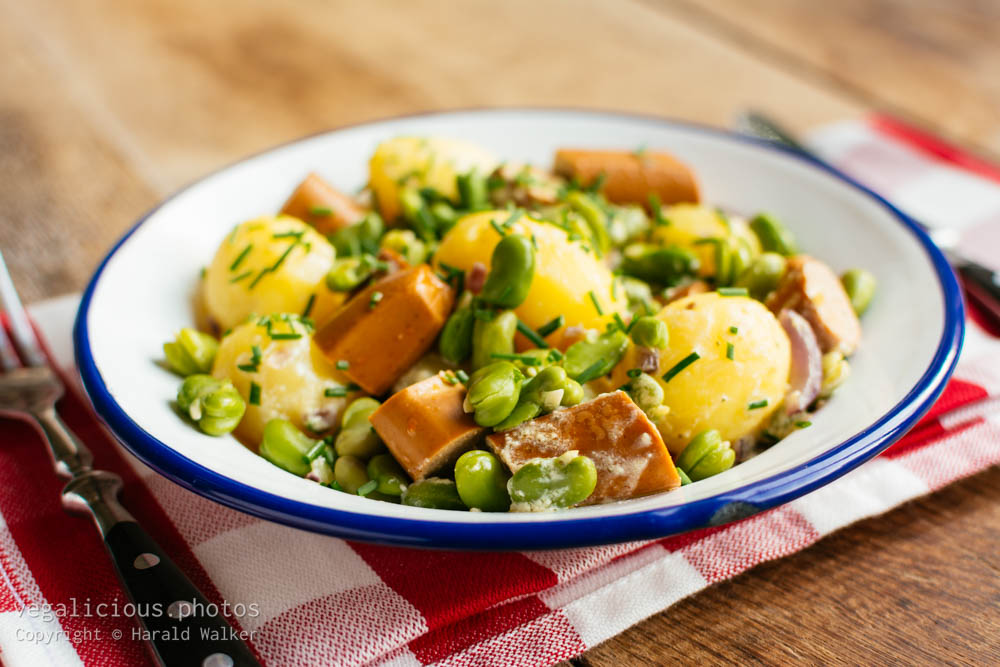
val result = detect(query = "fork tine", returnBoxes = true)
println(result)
[0,250,46,367]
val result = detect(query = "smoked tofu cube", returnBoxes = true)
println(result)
[486,391,680,504]
[314,264,455,395]
[280,172,366,235]
[554,149,700,208]
[369,372,485,480]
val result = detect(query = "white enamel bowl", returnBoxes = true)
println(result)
[75,109,963,550]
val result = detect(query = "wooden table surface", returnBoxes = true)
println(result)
[2,0,998,663]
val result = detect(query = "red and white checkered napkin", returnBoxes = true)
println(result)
[2,116,1000,667]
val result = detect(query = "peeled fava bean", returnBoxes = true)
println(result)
[335,397,385,459]
[507,452,598,511]
[334,455,370,494]
[367,453,410,496]
[401,478,468,511]
[439,303,476,364]
[625,372,665,413]
[676,429,735,481]
[494,365,573,431]
[841,268,877,316]
[563,329,629,384]
[735,252,787,300]
[479,233,536,308]
[164,328,218,377]
[629,316,669,349]
[749,213,797,256]
[465,361,525,427]
[259,418,317,476]
[177,374,246,437]
[471,309,518,370]
[454,450,511,512]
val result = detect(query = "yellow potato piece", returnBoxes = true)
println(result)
[369,137,497,222]
[611,292,789,456]
[212,317,358,448]
[434,211,626,339]
[649,204,760,277]
[203,215,336,332]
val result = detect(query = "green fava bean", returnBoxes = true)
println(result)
[259,418,316,476]
[676,429,735,481]
[334,455,370,494]
[471,309,518,370]
[326,255,376,292]
[508,453,598,510]
[735,252,787,300]
[465,361,524,427]
[342,397,381,428]
[621,243,699,285]
[561,379,584,406]
[454,450,511,512]
[566,191,611,256]
[380,229,428,265]
[336,397,385,459]
[841,268,876,316]
[402,478,468,511]
[164,328,219,376]
[494,366,570,431]
[457,169,489,210]
[176,374,246,436]
[439,305,476,364]
[563,329,629,384]
[629,316,669,349]
[750,213,797,256]
[625,373,664,413]
[330,212,384,256]
[367,454,410,496]
[479,234,536,308]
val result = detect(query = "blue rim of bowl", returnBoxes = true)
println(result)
[74,108,965,551]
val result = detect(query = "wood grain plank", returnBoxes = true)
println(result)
[581,466,1000,665]
[8,0,861,190]
[664,0,1000,159]
[0,7,159,302]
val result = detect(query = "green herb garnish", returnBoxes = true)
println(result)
[662,352,700,382]
[748,399,769,410]
[249,382,261,406]
[516,320,549,349]
[536,315,565,337]
[229,244,253,271]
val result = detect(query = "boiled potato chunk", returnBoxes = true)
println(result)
[611,293,789,455]
[649,204,760,277]
[434,210,626,338]
[369,137,497,222]
[212,316,358,448]
[203,215,336,332]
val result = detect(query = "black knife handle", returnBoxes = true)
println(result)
[62,471,260,667]
[958,262,1000,326]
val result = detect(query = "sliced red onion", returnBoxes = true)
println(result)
[780,309,823,413]
[467,262,488,294]
[636,346,660,374]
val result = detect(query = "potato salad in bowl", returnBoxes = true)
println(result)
[161,135,875,514]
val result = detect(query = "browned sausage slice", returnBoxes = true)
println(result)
[280,172,366,235]
[486,391,681,504]
[314,264,455,395]
[766,255,861,356]
[370,372,485,481]
[554,149,700,207]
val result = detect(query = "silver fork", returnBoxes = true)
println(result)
[0,250,260,667]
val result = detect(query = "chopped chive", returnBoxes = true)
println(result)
[272,230,305,240]
[547,349,564,362]
[249,382,261,405]
[729,326,739,334]
[251,345,262,365]
[662,352,700,382]
[229,270,253,283]
[715,207,732,230]
[627,368,643,378]
[726,342,735,360]
[587,290,604,316]
[634,144,648,159]
[502,208,523,228]
[613,312,628,332]
[236,363,257,372]
[269,332,303,340]
[491,352,542,366]
[536,315,565,337]
[490,219,507,237]
[442,371,458,385]
[309,206,333,216]
[530,234,539,250]
[305,441,328,462]
[575,359,608,384]
[328,480,344,491]
[456,369,469,383]
[516,320,549,348]
[586,172,607,193]
[248,269,269,289]
[227,224,240,244]
[357,479,378,497]
[718,286,749,297]
[748,399,769,410]
[324,385,348,397]
[795,420,813,428]
[649,193,669,226]
[369,291,383,309]
[229,244,253,271]
[302,293,316,318]
[336,360,350,370]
